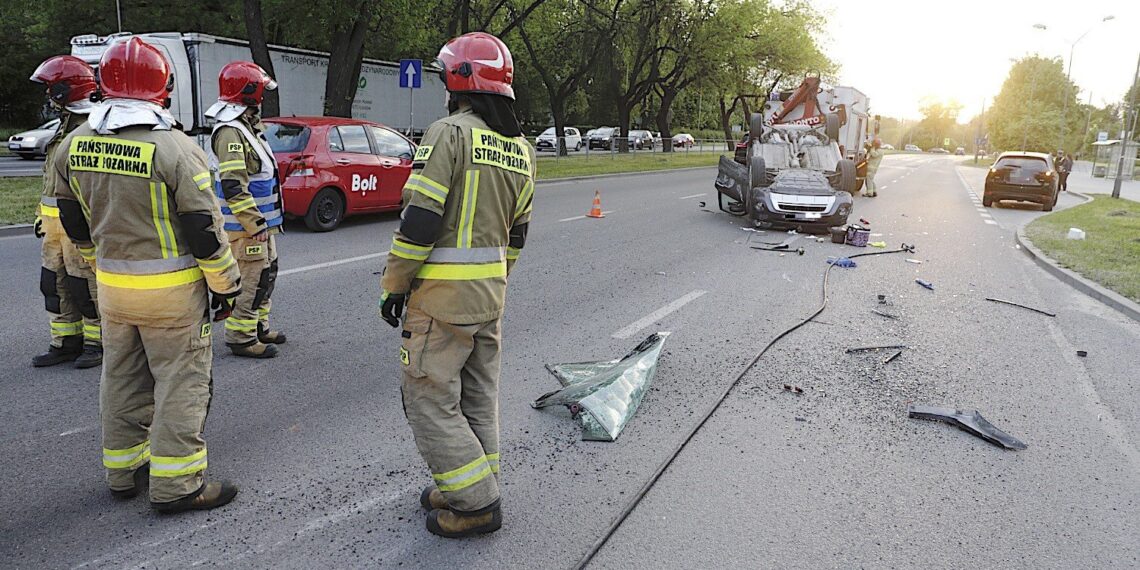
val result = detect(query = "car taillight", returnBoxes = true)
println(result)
[287,155,315,178]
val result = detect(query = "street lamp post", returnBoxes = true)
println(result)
[1112,53,1140,199]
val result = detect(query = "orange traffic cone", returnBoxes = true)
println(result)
[587,190,605,218]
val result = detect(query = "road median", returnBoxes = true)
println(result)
[536,152,722,180]
[1018,195,1140,322]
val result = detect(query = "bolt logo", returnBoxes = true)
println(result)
[352,173,378,195]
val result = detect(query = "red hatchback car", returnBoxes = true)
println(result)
[263,117,415,231]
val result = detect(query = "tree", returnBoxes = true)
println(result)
[243,0,279,117]
[322,0,375,117]
[986,56,1080,153]
[914,98,963,150]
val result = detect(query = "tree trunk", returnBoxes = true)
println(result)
[243,0,278,117]
[552,104,568,156]
[617,102,631,153]
[656,88,676,153]
[323,2,372,118]
[719,93,738,151]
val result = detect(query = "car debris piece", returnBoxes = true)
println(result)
[882,350,903,364]
[697,201,706,208]
[794,416,808,422]
[915,278,934,290]
[749,234,802,251]
[826,257,857,268]
[782,384,804,394]
[907,405,1028,450]
[877,294,887,304]
[1076,350,1087,357]
[984,297,1056,317]
[846,344,907,353]
[871,309,898,320]
[905,258,923,264]
[859,218,871,225]
[869,241,887,248]
[531,332,669,442]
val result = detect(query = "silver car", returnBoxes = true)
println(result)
[8,119,61,160]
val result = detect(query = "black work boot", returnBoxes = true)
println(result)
[75,345,103,369]
[228,341,279,359]
[257,323,287,345]
[110,463,150,500]
[426,500,502,538]
[32,335,83,367]
[153,481,239,514]
[420,485,449,511]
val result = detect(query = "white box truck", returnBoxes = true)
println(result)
[69,32,447,139]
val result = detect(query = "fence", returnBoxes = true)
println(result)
[529,136,740,160]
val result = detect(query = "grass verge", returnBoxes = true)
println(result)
[958,156,997,169]
[0,176,41,225]
[1025,195,1140,303]
[536,152,721,180]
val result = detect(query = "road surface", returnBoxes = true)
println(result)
[1,154,1138,568]
[0,156,45,178]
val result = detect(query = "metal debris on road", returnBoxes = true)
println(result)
[794,416,808,422]
[882,350,903,364]
[984,297,1056,317]
[531,332,669,442]
[1077,350,1088,357]
[905,258,923,264]
[877,294,887,304]
[846,344,907,353]
[871,309,898,320]
[826,257,857,268]
[782,384,804,394]
[907,405,1028,450]
[915,278,934,290]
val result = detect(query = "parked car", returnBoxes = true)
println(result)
[263,116,415,232]
[628,129,654,150]
[880,143,895,150]
[983,152,1058,211]
[672,133,695,148]
[588,127,616,150]
[7,118,60,160]
[928,147,949,154]
[954,146,965,155]
[904,144,922,152]
[535,126,583,151]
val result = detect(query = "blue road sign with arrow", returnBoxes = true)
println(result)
[399,59,422,89]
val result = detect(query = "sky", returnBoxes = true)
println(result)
[812,0,1140,122]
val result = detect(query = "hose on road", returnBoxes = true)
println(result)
[574,243,917,569]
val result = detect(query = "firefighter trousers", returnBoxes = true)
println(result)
[40,215,101,347]
[863,169,879,196]
[100,317,214,503]
[224,233,277,346]
[400,308,502,513]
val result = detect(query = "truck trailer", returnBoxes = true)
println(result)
[69,32,447,139]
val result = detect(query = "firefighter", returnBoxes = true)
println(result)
[29,55,103,369]
[863,137,884,197]
[205,61,285,358]
[378,32,534,538]
[53,38,242,513]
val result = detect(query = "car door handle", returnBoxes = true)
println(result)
[336,158,351,165]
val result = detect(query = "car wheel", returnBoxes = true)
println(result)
[836,159,857,194]
[1043,195,1055,211]
[304,187,345,232]
[982,194,993,207]
[750,155,767,189]
[825,113,841,141]
[749,113,764,146]
[575,141,582,151]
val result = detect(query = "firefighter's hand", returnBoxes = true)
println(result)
[210,288,241,322]
[252,230,269,243]
[379,290,406,328]
[33,216,44,239]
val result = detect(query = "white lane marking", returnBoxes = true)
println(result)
[0,234,34,242]
[559,211,613,222]
[679,193,705,200]
[278,251,389,277]
[612,290,707,339]
[59,426,96,437]
[984,219,997,225]
[880,186,888,190]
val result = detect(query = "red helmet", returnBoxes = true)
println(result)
[218,61,277,106]
[435,32,515,100]
[98,37,173,107]
[30,55,99,107]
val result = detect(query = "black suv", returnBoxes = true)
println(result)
[983,152,1059,211]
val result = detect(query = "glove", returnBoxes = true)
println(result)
[33,216,44,239]
[210,288,241,322]
[378,290,407,328]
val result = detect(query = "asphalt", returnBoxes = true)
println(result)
[0,156,44,178]
[1,155,1138,568]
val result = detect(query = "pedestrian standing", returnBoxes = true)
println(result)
[1058,150,1073,192]
[378,32,534,538]
[53,38,242,513]
[205,62,286,358]
[29,56,103,369]
[862,137,884,197]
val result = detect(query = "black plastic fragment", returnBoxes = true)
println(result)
[907,404,1028,450]
[882,350,903,364]
[985,297,1056,317]
[1076,350,1087,357]
[871,309,898,320]
[846,344,907,353]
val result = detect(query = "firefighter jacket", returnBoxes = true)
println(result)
[381,108,535,324]
[866,147,884,176]
[52,122,241,328]
[38,112,85,219]
[208,116,283,236]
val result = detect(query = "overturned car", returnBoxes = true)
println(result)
[715,113,856,234]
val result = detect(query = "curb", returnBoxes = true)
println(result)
[537,164,718,185]
[1015,216,1140,325]
[0,223,32,238]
